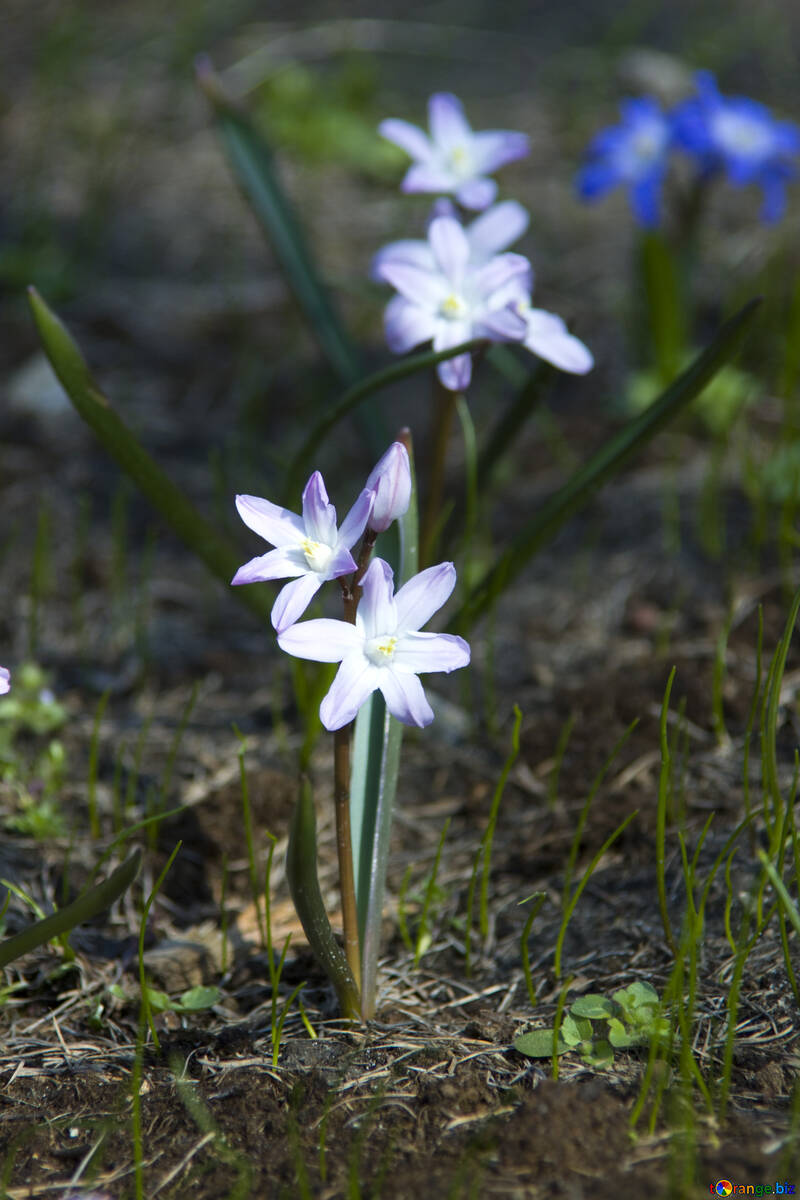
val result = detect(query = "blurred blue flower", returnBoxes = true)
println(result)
[576,97,673,227]
[672,72,800,222]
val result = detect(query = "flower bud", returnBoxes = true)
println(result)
[365,442,411,532]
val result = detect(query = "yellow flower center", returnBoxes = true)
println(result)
[301,538,333,573]
[366,635,398,666]
[440,293,468,320]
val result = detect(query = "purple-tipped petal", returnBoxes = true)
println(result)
[235,494,304,547]
[393,631,471,674]
[523,309,594,374]
[271,574,326,632]
[395,562,457,632]
[471,130,530,173]
[379,117,433,161]
[378,669,434,728]
[384,295,438,354]
[437,352,473,392]
[455,176,498,210]
[320,654,380,730]
[0,667,9,695]
[428,216,470,283]
[467,200,530,259]
[301,472,337,545]
[357,558,397,640]
[471,252,532,301]
[232,546,306,585]
[428,92,473,152]
[338,487,375,549]
[277,618,361,662]
[365,443,411,533]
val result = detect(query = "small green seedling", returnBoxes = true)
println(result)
[514,981,668,1066]
[109,983,221,1015]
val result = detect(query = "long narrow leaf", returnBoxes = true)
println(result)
[285,338,483,502]
[286,778,360,1020]
[196,57,361,388]
[448,298,761,633]
[0,851,141,968]
[353,435,419,1020]
[27,288,265,625]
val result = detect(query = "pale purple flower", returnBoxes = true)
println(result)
[365,442,412,533]
[277,558,470,731]
[370,199,530,280]
[512,297,594,374]
[375,214,530,391]
[380,92,529,210]
[0,667,9,695]
[232,472,373,632]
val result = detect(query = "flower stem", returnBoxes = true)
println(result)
[333,724,361,992]
[421,382,458,566]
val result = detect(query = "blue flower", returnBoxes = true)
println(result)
[673,72,800,222]
[576,97,673,228]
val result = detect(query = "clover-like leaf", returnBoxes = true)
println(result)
[514,1029,569,1058]
[608,1017,639,1048]
[570,994,617,1020]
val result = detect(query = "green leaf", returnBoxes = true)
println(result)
[447,298,761,633]
[145,986,173,1013]
[177,985,221,1011]
[560,1014,583,1046]
[582,1039,614,1066]
[27,288,265,626]
[612,980,659,1016]
[284,339,483,503]
[196,58,362,389]
[0,851,141,968]
[514,1029,569,1058]
[570,994,616,1019]
[607,1017,638,1048]
[354,434,419,1020]
[285,777,360,1020]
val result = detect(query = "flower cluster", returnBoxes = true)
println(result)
[376,95,593,389]
[232,443,469,730]
[576,71,800,227]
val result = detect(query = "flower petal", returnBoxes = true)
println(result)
[395,562,457,633]
[371,239,434,281]
[467,200,530,259]
[235,494,304,547]
[428,92,473,153]
[428,216,470,284]
[232,546,306,585]
[0,667,10,695]
[523,309,594,374]
[433,322,473,391]
[357,558,397,640]
[471,130,530,174]
[475,305,527,342]
[337,487,374,549]
[471,252,531,303]
[393,631,471,674]
[402,162,458,194]
[379,118,432,162]
[277,618,361,662]
[271,574,325,632]
[378,260,449,310]
[301,471,337,545]
[384,295,438,354]
[378,669,434,728]
[320,654,380,730]
[456,176,497,210]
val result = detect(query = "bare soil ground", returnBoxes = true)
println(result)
[2,5,800,1198]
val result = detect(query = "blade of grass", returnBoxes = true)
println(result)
[448,298,762,633]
